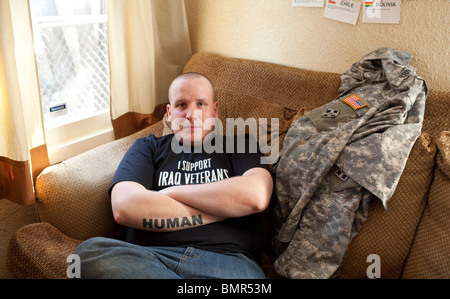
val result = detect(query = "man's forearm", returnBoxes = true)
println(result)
[111,181,224,232]
[160,167,273,218]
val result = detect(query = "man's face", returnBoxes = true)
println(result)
[167,77,218,145]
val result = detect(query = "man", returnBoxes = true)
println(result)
[74,72,273,279]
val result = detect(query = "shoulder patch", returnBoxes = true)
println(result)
[307,100,357,131]
[343,94,368,110]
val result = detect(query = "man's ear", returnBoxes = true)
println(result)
[166,103,172,122]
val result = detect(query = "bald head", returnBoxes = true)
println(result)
[168,72,215,104]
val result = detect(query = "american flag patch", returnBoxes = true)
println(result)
[343,94,368,110]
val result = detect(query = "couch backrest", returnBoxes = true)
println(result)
[184,52,449,138]
[184,52,342,111]
[182,53,345,149]
[422,89,450,136]
[182,52,449,278]
[182,53,449,159]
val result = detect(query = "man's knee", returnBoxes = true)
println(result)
[74,237,111,257]
[73,237,131,278]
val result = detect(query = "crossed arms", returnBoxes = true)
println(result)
[111,167,273,232]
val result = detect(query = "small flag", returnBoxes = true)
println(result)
[329,0,336,4]
[365,1,374,7]
[343,94,368,110]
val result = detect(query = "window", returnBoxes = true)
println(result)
[30,0,113,164]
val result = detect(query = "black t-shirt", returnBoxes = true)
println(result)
[110,133,270,260]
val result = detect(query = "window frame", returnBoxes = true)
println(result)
[29,2,113,165]
[46,111,114,165]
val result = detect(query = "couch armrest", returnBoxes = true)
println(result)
[35,121,164,241]
[7,222,82,279]
[402,131,450,278]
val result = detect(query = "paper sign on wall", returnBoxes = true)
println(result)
[292,0,324,7]
[362,0,401,24]
[324,0,361,25]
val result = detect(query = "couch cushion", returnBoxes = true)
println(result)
[337,133,436,278]
[402,131,450,278]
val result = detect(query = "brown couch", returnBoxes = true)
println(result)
[7,52,450,279]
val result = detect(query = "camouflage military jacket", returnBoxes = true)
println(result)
[272,48,427,278]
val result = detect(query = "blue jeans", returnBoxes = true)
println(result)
[74,237,266,279]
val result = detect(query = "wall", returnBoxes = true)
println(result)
[185,0,449,91]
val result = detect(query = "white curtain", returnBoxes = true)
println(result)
[0,0,192,204]
[0,0,48,205]
[108,0,192,138]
